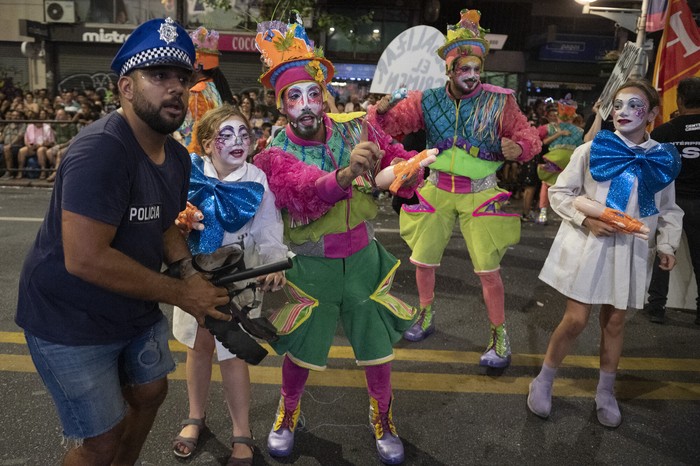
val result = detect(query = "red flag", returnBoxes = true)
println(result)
[646,0,668,32]
[652,0,700,124]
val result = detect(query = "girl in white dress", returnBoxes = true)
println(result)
[172,104,288,464]
[527,80,683,428]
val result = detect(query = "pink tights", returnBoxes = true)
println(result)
[477,270,505,326]
[415,265,436,308]
[281,356,393,413]
[539,183,550,209]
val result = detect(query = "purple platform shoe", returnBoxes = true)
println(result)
[403,305,434,342]
[267,396,302,457]
[478,323,511,368]
[369,396,404,465]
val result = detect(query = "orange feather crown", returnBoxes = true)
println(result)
[255,14,334,101]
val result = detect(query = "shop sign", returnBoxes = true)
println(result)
[82,28,131,43]
[539,34,614,63]
[218,33,257,53]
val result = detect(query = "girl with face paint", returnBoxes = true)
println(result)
[172,104,288,463]
[528,80,683,428]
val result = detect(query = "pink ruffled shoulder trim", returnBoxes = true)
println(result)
[253,147,334,223]
[366,90,425,138]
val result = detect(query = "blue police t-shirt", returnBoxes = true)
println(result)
[15,112,190,345]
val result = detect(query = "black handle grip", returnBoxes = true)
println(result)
[211,258,293,286]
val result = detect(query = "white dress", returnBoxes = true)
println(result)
[538,132,683,310]
[172,158,288,361]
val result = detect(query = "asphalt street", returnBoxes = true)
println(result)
[1,184,699,465]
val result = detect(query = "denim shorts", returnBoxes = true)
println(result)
[25,314,175,440]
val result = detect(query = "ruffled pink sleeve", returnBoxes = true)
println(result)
[365,115,421,199]
[253,147,335,223]
[501,95,542,162]
[365,90,425,139]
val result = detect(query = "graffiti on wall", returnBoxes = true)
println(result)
[57,72,117,96]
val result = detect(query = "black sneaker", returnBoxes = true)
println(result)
[647,306,666,324]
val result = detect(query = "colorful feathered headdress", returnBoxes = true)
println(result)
[557,94,578,122]
[437,9,490,71]
[255,11,334,103]
[190,26,220,70]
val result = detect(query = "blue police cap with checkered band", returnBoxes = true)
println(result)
[111,17,195,76]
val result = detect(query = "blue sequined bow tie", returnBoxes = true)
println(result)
[590,130,680,217]
[187,154,264,255]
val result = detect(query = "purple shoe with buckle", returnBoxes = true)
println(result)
[369,396,404,465]
[267,396,302,457]
[403,305,434,342]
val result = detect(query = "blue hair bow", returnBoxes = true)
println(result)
[590,130,680,218]
[187,154,264,254]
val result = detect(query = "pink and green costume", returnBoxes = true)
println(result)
[367,83,541,271]
[254,113,417,370]
[536,122,583,186]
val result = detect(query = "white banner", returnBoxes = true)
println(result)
[370,26,446,94]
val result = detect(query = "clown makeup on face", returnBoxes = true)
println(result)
[281,81,325,141]
[449,56,482,96]
[206,117,251,179]
[612,88,657,144]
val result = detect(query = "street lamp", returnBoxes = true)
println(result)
[579,0,651,77]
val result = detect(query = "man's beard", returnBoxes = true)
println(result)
[289,110,322,139]
[132,91,185,135]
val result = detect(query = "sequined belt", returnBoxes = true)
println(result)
[429,171,498,194]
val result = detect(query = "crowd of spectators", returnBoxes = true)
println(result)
[0,85,117,180]
[1,82,590,191]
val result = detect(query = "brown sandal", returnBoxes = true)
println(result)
[172,417,206,458]
[227,436,256,466]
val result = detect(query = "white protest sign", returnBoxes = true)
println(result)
[371,26,446,94]
[597,41,642,120]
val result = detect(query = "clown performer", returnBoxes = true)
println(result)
[252,14,423,465]
[172,104,288,464]
[179,26,235,153]
[527,79,682,427]
[368,9,541,368]
[535,95,584,225]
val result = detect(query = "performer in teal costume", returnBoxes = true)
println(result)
[368,8,542,368]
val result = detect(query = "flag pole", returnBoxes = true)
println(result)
[632,0,651,78]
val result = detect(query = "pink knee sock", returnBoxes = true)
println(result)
[365,362,392,413]
[539,183,550,209]
[416,266,436,308]
[281,356,309,410]
[477,270,505,326]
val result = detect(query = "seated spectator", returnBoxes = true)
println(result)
[1,110,26,179]
[260,89,280,122]
[62,90,80,114]
[43,108,77,182]
[17,110,54,179]
[239,95,254,123]
[249,107,266,139]
[255,122,272,155]
[344,95,361,113]
[360,93,379,110]
[73,102,98,129]
[24,92,40,115]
